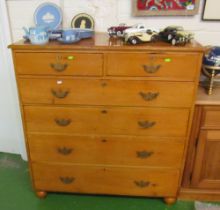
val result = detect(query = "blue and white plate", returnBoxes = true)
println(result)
[57,37,81,44]
[34,2,62,30]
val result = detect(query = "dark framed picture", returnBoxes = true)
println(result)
[71,13,94,29]
[202,0,220,21]
[132,0,200,16]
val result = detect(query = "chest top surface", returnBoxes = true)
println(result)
[9,33,204,52]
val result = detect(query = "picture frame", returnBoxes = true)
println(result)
[202,0,220,21]
[132,0,200,16]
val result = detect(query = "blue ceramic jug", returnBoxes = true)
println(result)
[23,26,49,45]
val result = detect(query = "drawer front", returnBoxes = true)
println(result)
[202,107,220,129]
[106,53,199,80]
[15,52,103,76]
[19,78,194,108]
[32,163,179,196]
[24,106,189,137]
[28,134,184,167]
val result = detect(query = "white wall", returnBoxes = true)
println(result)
[6,0,220,45]
[0,0,26,159]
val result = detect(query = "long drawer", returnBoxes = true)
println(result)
[19,78,194,108]
[106,53,200,81]
[24,106,189,137]
[32,163,179,196]
[28,133,184,167]
[15,52,103,76]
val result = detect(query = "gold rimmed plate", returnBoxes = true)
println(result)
[71,13,94,29]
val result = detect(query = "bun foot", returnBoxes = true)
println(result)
[36,191,47,199]
[164,197,177,205]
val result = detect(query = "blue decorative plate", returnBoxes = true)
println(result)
[57,37,81,44]
[34,2,62,30]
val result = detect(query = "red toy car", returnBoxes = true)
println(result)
[108,23,131,37]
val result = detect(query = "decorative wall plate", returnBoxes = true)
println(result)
[34,2,62,30]
[71,13,94,29]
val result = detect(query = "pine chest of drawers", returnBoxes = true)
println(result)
[10,34,203,204]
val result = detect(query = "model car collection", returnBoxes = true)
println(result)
[108,23,194,46]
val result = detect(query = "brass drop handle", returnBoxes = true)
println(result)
[57,147,73,155]
[50,63,68,72]
[134,180,150,188]
[139,92,159,101]
[142,64,161,73]
[55,118,71,126]
[101,82,107,87]
[51,89,69,99]
[138,121,156,129]
[136,151,154,159]
[60,177,75,184]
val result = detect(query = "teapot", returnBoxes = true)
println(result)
[23,26,50,45]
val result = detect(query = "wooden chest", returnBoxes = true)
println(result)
[10,34,203,204]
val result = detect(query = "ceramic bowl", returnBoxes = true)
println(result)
[71,28,94,39]
[78,29,94,39]
[61,28,80,42]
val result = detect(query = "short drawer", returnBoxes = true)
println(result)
[15,52,103,76]
[106,53,200,81]
[24,106,189,137]
[202,107,220,129]
[32,163,179,197]
[28,133,184,167]
[19,78,194,108]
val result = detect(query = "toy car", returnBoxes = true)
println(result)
[159,26,194,45]
[124,23,148,34]
[125,30,158,45]
[107,23,131,37]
